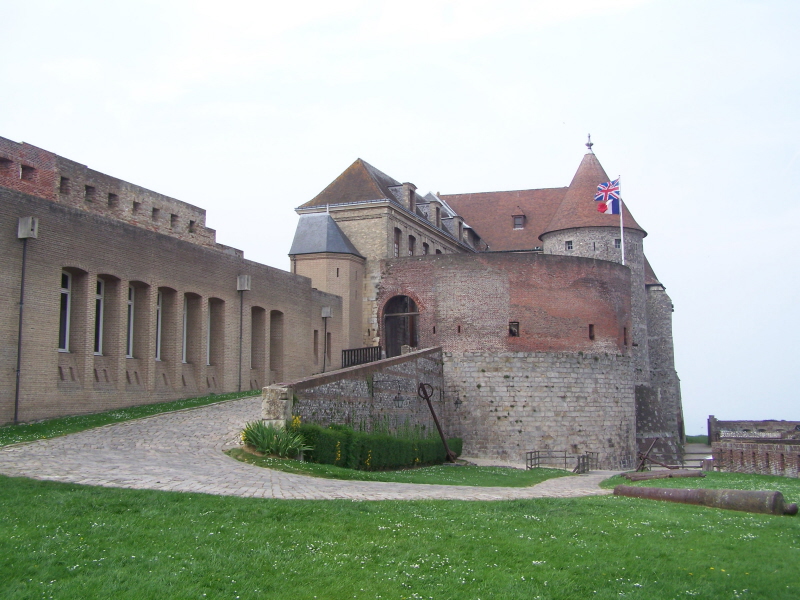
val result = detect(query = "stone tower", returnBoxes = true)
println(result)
[539,149,683,457]
[289,212,366,352]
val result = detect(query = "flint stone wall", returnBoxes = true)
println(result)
[263,347,446,436]
[442,351,636,469]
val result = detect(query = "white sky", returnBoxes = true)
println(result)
[3,0,798,435]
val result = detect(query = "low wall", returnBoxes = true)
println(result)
[712,441,800,478]
[263,347,446,436]
[443,351,636,468]
[708,416,800,442]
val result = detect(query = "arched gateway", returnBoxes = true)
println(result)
[383,295,418,358]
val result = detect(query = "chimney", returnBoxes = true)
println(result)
[401,182,417,213]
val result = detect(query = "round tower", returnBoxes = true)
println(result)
[539,149,650,385]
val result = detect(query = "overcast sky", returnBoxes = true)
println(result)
[2,0,798,435]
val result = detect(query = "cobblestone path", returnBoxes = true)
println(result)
[0,397,617,500]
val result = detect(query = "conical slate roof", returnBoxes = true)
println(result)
[298,158,402,209]
[289,212,364,258]
[540,153,646,239]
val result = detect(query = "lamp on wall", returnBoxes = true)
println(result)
[393,381,404,407]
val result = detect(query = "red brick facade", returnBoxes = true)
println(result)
[377,252,631,355]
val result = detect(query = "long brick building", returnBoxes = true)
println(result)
[1,134,683,466]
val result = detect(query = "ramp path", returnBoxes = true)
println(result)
[0,397,617,500]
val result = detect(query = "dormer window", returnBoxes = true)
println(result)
[513,215,525,229]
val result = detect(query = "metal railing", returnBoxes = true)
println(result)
[342,346,383,369]
[526,450,599,473]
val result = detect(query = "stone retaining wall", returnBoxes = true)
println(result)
[263,347,446,436]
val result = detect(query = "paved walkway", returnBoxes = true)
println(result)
[0,397,617,500]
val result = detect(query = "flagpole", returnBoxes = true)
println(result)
[619,176,625,266]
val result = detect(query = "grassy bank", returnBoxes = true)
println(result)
[228,448,570,487]
[1,474,797,599]
[0,391,258,447]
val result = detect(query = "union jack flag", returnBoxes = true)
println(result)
[595,178,620,204]
[595,178,621,214]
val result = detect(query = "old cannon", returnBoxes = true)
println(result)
[613,485,798,516]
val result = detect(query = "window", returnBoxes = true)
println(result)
[513,216,524,229]
[20,165,36,181]
[126,286,135,358]
[589,324,595,340]
[435,249,442,255]
[434,206,441,228]
[565,240,573,251]
[182,295,188,363]
[58,272,71,351]
[85,185,96,202]
[0,157,12,176]
[94,279,105,355]
[155,290,163,360]
[614,238,621,249]
[393,228,401,258]
[509,321,520,337]
[152,207,161,222]
[133,201,142,214]
[59,177,70,194]
[108,192,118,207]
[188,220,196,233]
[326,331,332,362]
[170,214,178,228]
[408,235,416,256]
[623,327,628,346]
[422,242,429,255]
[592,242,596,251]
[336,268,339,278]
[313,329,319,365]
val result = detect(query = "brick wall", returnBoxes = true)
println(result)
[1,186,342,423]
[442,351,636,467]
[713,441,800,478]
[0,136,227,253]
[377,251,632,355]
[281,348,446,435]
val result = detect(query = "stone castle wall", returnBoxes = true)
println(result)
[267,348,446,436]
[443,351,636,468]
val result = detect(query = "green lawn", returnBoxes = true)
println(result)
[1,474,797,599]
[0,391,259,447]
[228,448,571,487]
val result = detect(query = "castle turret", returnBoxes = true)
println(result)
[289,213,365,354]
[539,150,649,381]
[539,148,681,458]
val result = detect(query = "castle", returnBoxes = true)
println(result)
[0,134,683,465]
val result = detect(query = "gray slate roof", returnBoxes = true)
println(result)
[289,213,364,258]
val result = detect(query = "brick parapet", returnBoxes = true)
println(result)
[0,136,232,254]
[713,441,800,478]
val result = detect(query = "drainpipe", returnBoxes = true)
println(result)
[236,275,251,392]
[14,217,38,424]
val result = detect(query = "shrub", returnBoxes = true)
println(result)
[241,421,312,458]
[297,423,462,471]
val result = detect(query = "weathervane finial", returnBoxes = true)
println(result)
[586,134,594,152]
